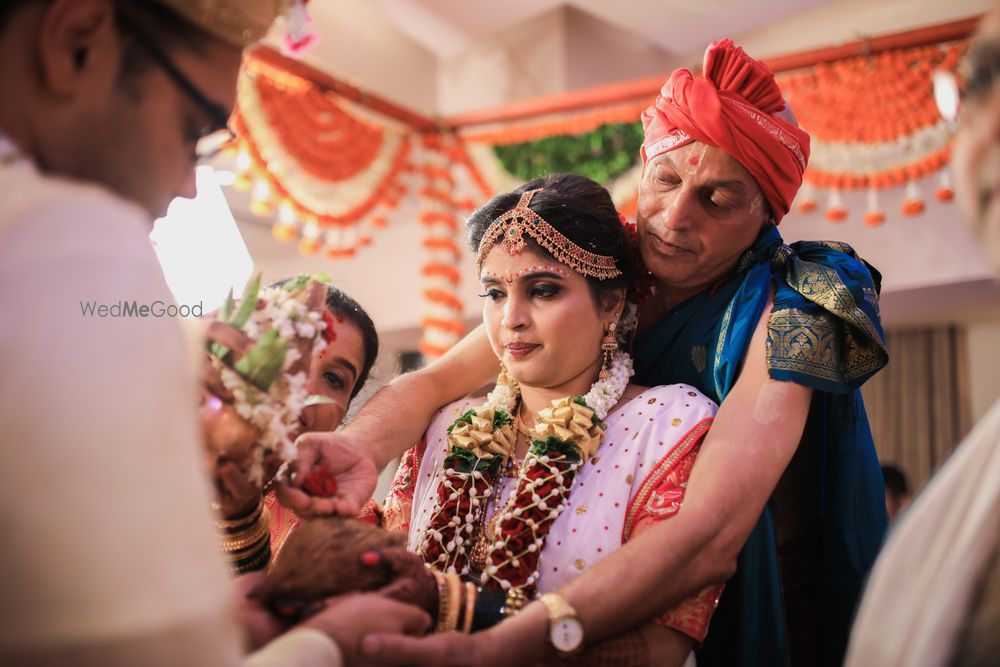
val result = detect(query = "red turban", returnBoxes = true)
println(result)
[641,39,810,223]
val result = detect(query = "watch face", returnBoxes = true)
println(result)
[551,617,584,653]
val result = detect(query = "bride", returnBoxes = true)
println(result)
[384,174,721,665]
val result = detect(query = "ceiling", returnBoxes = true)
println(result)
[362,0,835,59]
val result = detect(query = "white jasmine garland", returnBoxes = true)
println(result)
[582,351,634,420]
[482,373,518,415]
[617,301,639,345]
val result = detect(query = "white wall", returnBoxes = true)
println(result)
[564,8,680,91]
[967,317,1000,421]
[236,201,484,336]
[779,173,995,295]
[734,0,991,60]
[267,0,438,116]
[436,9,568,116]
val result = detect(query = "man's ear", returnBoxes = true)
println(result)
[36,0,118,98]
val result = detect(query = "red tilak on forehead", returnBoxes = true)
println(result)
[688,153,700,166]
[322,310,338,345]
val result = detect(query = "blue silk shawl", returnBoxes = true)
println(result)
[633,224,888,666]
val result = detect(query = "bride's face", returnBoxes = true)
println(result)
[480,245,612,392]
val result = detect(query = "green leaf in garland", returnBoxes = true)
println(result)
[447,409,476,434]
[233,329,287,391]
[445,446,501,475]
[493,121,644,186]
[492,409,511,429]
[528,435,583,463]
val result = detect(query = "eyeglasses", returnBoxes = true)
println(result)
[116,13,236,162]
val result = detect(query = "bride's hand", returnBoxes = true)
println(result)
[275,432,378,518]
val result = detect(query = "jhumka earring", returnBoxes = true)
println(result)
[599,322,618,381]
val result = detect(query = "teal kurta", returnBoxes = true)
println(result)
[633,224,888,667]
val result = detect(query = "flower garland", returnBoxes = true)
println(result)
[418,134,469,359]
[419,368,518,571]
[419,352,634,599]
[211,274,334,485]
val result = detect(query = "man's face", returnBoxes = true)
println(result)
[26,1,243,217]
[636,143,769,297]
[84,39,242,217]
[953,16,1000,276]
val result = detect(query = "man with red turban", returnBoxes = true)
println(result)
[627,38,887,667]
[289,39,889,667]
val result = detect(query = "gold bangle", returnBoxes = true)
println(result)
[462,581,476,633]
[230,544,271,574]
[216,499,263,532]
[433,569,450,632]
[220,508,270,552]
[443,572,462,632]
[223,531,269,557]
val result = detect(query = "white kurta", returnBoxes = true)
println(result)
[845,398,1000,667]
[0,137,339,667]
[407,383,717,596]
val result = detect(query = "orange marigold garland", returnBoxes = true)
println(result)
[935,170,955,202]
[901,181,926,216]
[419,134,467,359]
[231,57,417,259]
[825,189,849,223]
[777,40,965,223]
[863,188,886,227]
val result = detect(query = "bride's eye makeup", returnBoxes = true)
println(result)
[478,287,506,301]
[530,282,560,299]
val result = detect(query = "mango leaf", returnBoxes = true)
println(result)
[282,273,333,293]
[230,272,262,331]
[281,275,311,293]
[210,287,238,359]
[220,287,235,322]
[234,329,287,391]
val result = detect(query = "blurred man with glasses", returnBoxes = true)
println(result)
[846,10,1000,667]
[0,2,428,666]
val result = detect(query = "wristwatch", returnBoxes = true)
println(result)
[538,592,584,655]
